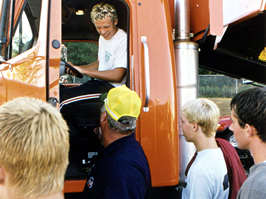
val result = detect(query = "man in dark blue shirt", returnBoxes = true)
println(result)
[82,85,151,199]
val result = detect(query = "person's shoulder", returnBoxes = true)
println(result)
[117,140,145,159]
[114,29,127,41]
[248,163,266,183]
[237,166,266,199]
[197,148,224,160]
[118,28,127,36]
[191,149,226,172]
[111,142,147,166]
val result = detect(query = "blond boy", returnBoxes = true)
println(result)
[0,97,69,199]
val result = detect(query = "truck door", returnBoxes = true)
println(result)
[132,0,180,187]
[0,0,52,104]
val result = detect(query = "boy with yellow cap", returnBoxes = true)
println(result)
[82,85,151,199]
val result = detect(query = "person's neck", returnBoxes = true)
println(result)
[103,129,130,148]
[193,133,218,152]
[249,137,266,164]
[103,27,118,41]
[112,27,118,36]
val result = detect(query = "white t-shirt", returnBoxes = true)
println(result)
[182,148,229,199]
[98,28,127,87]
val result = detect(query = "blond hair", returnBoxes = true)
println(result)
[0,97,69,198]
[182,98,220,137]
[90,3,118,24]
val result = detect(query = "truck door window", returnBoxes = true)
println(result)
[62,41,98,84]
[61,0,129,85]
[9,0,41,58]
[61,0,130,182]
[12,12,33,57]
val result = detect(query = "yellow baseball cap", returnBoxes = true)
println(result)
[104,85,141,121]
[258,47,266,62]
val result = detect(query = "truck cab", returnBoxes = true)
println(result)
[0,0,265,198]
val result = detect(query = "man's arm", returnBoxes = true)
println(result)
[68,61,126,83]
[69,60,99,73]
[86,68,126,83]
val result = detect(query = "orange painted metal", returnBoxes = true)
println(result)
[209,0,265,36]
[166,0,211,40]
[167,0,175,29]
[0,45,46,103]
[48,0,61,101]
[63,0,266,192]
[188,0,266,39]
[64,0,180,191]
[4,0,25,46]
[3,0,263,194]
[189,0,210,40]
[64,180,86,193]
[13,0,24,28]
[132,0,179,186]
[0,0,49,104]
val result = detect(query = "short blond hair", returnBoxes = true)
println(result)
[182,98,220,137]
[90,3,118,24]
[0,97,69,198]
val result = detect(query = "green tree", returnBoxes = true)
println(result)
[64,42,98,65]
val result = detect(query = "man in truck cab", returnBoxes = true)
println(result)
[67,2,127,87]
[60,3,128,177]
[81,85,151,199]
[0,97,69,199]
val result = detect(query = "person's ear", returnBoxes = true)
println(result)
[245,124,257,137]
[0,167,6,184]
[100,112,107,123]
[114,19,118,26]
[192,122,199,132]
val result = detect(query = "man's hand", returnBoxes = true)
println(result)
[65,61,99,78]
[65,62,84,78]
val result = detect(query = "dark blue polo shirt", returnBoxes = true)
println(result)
[82,133,151,199]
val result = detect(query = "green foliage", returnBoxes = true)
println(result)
[62,42,98,83]
[198,67,216,75]
[198,75,254,98]
[64,42,98,65]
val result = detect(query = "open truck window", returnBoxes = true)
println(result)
[62,41,98,83]
[60,0,129,85]
[60,0,130,184]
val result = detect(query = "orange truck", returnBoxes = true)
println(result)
[0,0,265,198]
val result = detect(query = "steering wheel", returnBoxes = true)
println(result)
[60,60,83,78]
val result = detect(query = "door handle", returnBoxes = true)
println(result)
[141,36,150,112]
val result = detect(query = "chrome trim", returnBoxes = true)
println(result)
[131,55,134,90]
[141,36,150,112]
[175,0,190,40]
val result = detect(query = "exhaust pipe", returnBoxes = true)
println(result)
[174,0,198,183]
[175,0,190,40]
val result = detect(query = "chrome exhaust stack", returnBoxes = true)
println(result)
[174,0,198,183]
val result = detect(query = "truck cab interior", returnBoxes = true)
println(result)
[61,0,129,84]
[60,0,130,181]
